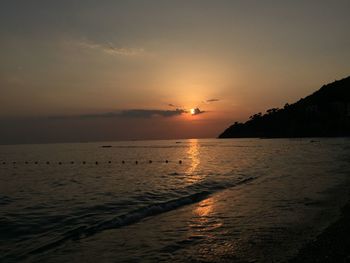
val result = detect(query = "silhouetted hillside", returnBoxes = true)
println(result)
[219,76,350,138]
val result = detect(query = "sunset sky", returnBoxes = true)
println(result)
[1,1,349,144]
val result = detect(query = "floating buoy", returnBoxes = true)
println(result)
[149,160,152,163]
[108,161,111,164]
[95,161,98,165]
[46,161,50,164]
[82,161,86,164]
[25,161,28,164]
[165,160,168,163]
[135,161,138,164]
[179,160,182,164]
[34,162,38,164]
[58,162,62,165]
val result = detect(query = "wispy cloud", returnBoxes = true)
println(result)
[168,103,183,108]
[75,39,145,56]
[206,98,220,103]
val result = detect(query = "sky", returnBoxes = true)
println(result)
[0,0,349,144]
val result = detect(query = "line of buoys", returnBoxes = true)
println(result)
[1,160,183,166]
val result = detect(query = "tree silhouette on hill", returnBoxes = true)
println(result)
[219,76,350,138]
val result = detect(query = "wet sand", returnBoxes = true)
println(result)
[290,201,350,263]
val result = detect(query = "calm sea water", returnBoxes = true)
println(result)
[1,138,350,262]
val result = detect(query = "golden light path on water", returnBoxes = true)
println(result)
[184,139,223,244]
[185,139,201,184]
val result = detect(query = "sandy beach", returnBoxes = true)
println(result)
[289,200,350,262]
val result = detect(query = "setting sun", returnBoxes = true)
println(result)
[190,108,196,115]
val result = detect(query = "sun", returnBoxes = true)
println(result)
[190,108,196,115]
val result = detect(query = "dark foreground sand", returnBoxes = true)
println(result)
[289,202,350,263]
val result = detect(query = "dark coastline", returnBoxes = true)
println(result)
[289,201,350,263]
[219,76,350,139]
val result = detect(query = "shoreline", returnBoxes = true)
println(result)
[289,201,350,262]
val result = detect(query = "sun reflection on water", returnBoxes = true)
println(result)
[194,196,214,217]
[188,196,223,242]
[185,139,201,183]
[184,139,223,248]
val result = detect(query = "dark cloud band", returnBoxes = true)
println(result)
[50,108,186,120]
[118,109,185,118]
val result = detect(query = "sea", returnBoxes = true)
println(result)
[1,138,350,262]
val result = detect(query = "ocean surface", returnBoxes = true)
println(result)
[1,138,350,262]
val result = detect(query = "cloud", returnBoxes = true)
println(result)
[191,107,205,115]
[168,103,183,108]
[118,109,185,118]
[76,39,144,56]
[206,99,220,103]
[50,109,186,120]
[76,112,120,119]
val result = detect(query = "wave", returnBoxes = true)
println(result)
[0,195,13,206]
[104,145,262,149]
[102,145,187,149]
[11,176,255,260]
